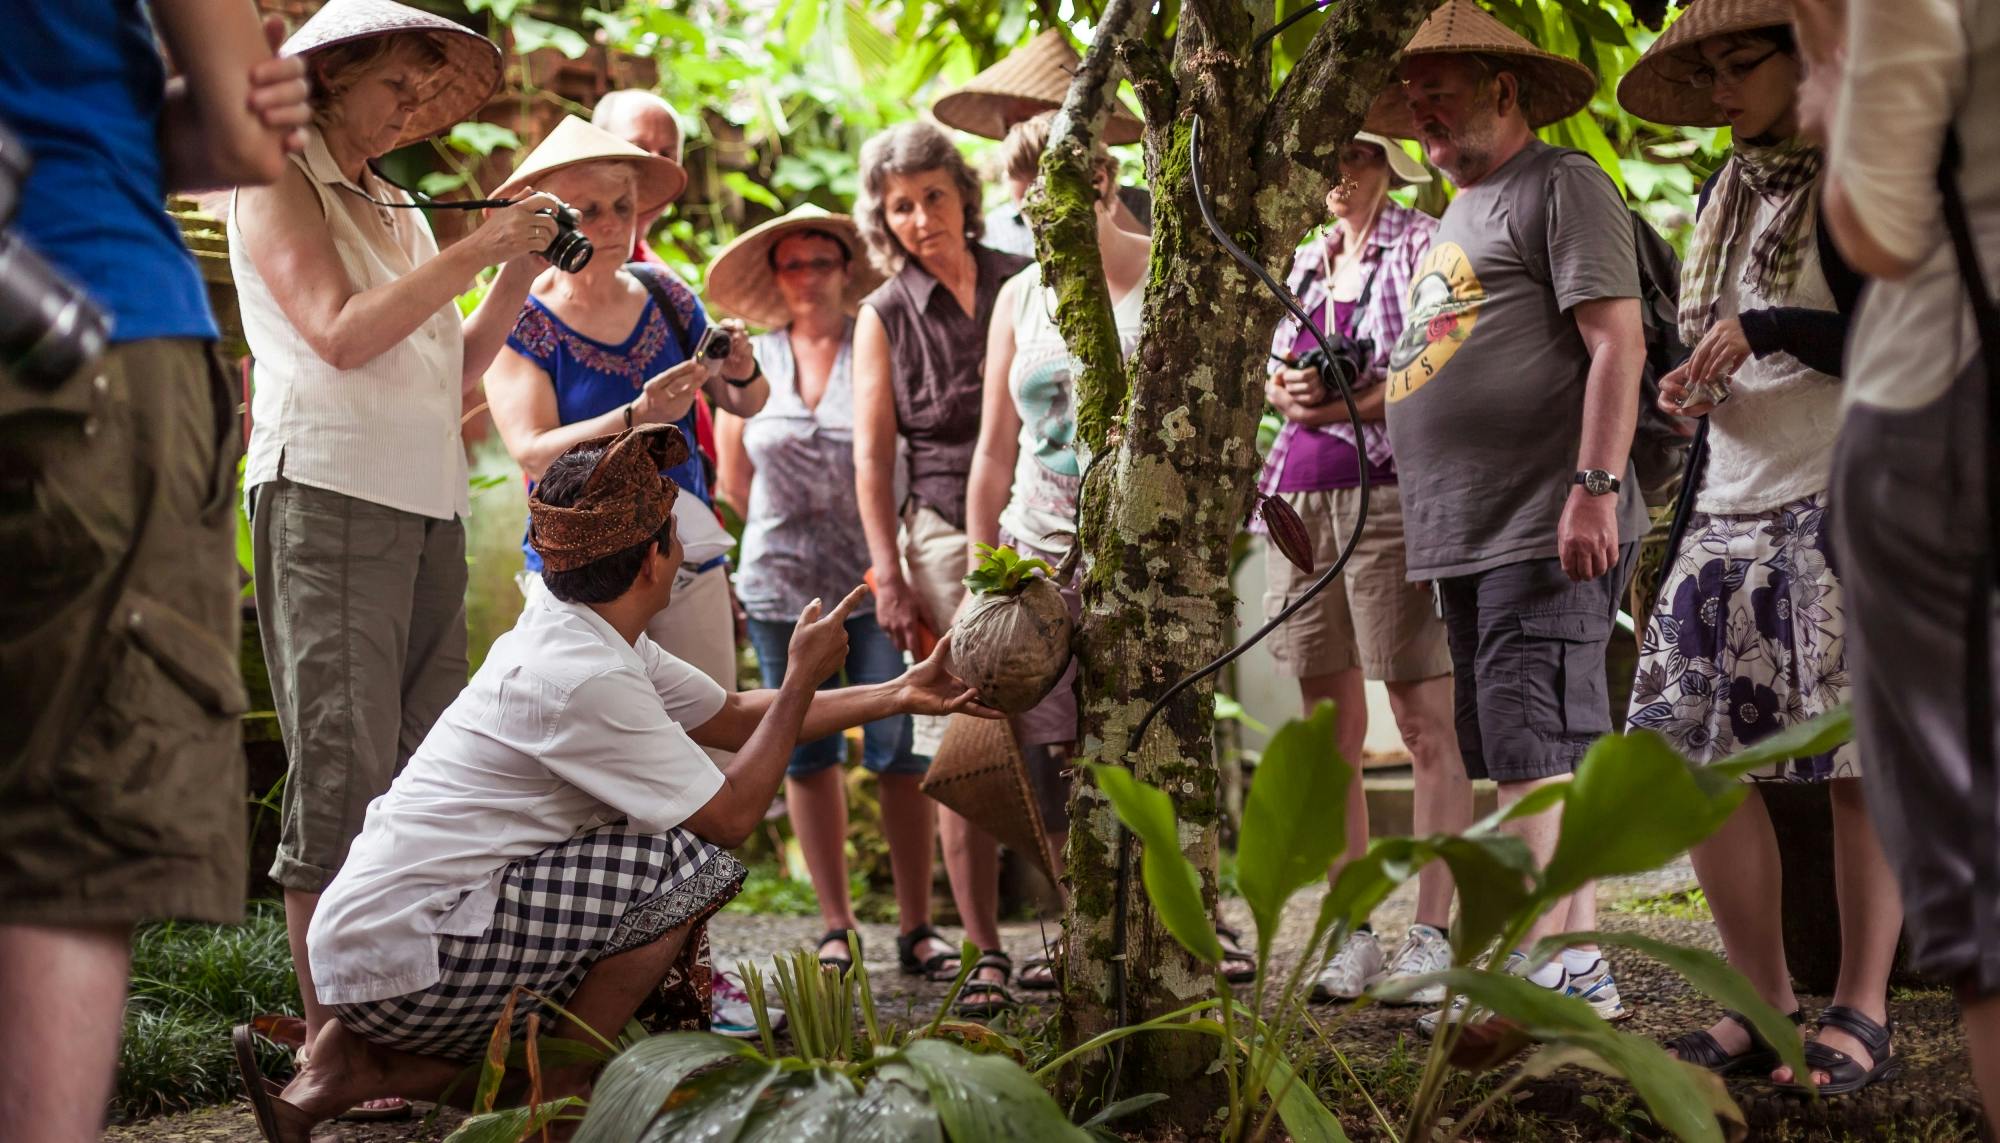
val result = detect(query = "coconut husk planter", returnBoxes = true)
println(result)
[948,542,1077,716]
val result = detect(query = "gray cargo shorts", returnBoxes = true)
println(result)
[1437,546,1636,784]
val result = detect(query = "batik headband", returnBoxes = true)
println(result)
[528,423,688,573]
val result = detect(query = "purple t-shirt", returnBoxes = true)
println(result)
[1275,299,1396,492]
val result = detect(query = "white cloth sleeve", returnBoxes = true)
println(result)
[540,671,724,834]
[1831,0,1967,266]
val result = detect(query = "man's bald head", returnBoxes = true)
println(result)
[593,90,683,165]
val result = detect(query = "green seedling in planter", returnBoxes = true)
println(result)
[961,542,1053,596]
[442,936,1108,1143]
[1061,702,1851,1143]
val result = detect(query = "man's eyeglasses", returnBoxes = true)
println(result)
[1689,47,1780,89]
[775,257,845,276]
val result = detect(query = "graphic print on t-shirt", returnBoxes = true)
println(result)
[1016,355,1080,477]
[1386,240,1485,402]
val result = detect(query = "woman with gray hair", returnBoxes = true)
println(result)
[851,120,1029,1015]
[227,0,562,1113]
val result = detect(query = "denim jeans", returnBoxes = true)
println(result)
[744,612,921,778]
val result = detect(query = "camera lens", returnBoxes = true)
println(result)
[545,229,592,273]
[703,330,732,360]
[0,232,110,391]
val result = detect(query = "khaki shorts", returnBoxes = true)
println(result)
[255,476,467,893]
[0,339,247,926]
[1261,485,1452,683]
[901,501,969,756]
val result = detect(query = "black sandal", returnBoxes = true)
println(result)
[1216,925,1257,984]
[1019,939,1061,991]
[816,927,861,973]
[1663,1008,1803,1075]
[897,924,958,981]
[1783,1004,1900,1097]
[953,950,1017,1018]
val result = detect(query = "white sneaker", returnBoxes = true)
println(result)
[1563,957,1630,1022]
[1375,923,1452,1007]
[712,970,786,1039]
[1311,931,1385,1002]
[1417,952,1546,1037]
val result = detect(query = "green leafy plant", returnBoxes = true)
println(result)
[1057,702,1852,1142]
[961,542,1053,596]
[445,939,1108,1142]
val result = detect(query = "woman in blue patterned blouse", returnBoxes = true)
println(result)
[487,117,767,691]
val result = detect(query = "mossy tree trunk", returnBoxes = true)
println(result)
[1025,0,1435,1119]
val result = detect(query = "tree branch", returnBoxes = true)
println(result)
[1254,0,1434,258]
[1118,38,1176,131]
[1025,0,1154,454]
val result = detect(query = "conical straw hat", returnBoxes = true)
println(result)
[932,29,1146,145]
[1363,0,1600,138]
[1355,130,1433,187]
[1617,0,1793,127]
[282,0,503,151]
[703,204,885,330]
[920,714,1059,881]
[494,115,687,214]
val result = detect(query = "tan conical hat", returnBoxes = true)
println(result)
[1363,0,1600,138]
[703,205,884,330]
[1617,0,1793,127]
[282,0,503,151]
[495,116,687,215]
[932,29,1146,145]
[920,714,1059,880]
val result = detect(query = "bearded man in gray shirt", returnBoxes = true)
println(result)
[1363,1,1649,1031]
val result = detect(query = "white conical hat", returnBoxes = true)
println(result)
[703,204,884,330]
[495,116,688,214]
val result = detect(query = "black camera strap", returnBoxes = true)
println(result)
[338,161,523,212]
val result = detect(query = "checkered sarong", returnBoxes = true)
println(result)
[332,824,746,1062]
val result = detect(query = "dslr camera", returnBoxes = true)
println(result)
[537,201,592,273]
[1294,331,1374,403]
[0,119,111,391]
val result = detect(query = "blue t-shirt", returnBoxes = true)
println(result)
[0,0,217,343]
[505,267,712,573]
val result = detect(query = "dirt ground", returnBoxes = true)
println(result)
[105,862,1988,1142]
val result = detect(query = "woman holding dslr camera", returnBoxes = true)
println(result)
[227,0,580,1112]
[484,115,766,695]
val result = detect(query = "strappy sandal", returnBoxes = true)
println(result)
[232,1024,315,1143]
[953,950,1017,1018]
[1216,925,1257,984]
[898,923,959,981]
[1664,1008,1803,1076]
[816,927,861,973]
[1019,939,1062,991]
[1782,1004,1900,1097]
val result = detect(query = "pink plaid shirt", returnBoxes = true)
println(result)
[1256,201,1436,499]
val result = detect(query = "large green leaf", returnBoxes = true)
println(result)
[1265,1049,1350,1143]
[1379,968,1737,1143]
[574,1032,758,1143]
[1534,930,1809,1087]
[737,1068,862,1140]
[1236,702,1350,958]
[637,1058,782,1143]
[1088,765,1225,964]
[844,1064,943,1143]
[901,1038,1093,1143]
[442,1097,584,1143]
[1542,732,1744,900]
[1430,834,1538,962]
[1710,705,1853,781]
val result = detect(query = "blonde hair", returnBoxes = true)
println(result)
[854,121,985,277]
[306,32,452,127]
[1000,111,1116,203]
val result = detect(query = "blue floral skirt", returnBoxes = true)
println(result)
[1628,491,1856,781]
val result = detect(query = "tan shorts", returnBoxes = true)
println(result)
[0,340,247,926]
[901,501,969,756]
[1260,485,1452,683]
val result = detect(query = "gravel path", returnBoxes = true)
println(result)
[106,862,1986,1141]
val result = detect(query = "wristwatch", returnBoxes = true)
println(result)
[1574,469,1621,496]
[725,357,764,390]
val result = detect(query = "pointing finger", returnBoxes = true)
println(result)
[829,582,870,624]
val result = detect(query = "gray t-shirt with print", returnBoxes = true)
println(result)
[1382,140,1648,581]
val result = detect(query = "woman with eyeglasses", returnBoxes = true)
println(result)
[706,207,952,986]
[1618,0,1895,1096]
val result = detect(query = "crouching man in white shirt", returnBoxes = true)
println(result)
[231,424,993,1141]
